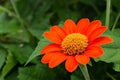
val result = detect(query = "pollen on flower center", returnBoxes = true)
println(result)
[61,33,88,55]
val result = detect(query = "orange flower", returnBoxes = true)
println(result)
[41,18,113,72]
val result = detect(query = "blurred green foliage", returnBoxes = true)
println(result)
[0,0,120,80]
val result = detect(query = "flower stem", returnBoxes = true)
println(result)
[10,0,32,38]
[111,13,120,32]
[106,72,116,80]
[10,0,23,26]
[105,0,111,27]
[79,64,90,80]
[10,0,30,28]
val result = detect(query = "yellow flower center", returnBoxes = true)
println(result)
[61,33,88,55]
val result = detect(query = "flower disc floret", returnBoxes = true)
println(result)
[61,33,88,55]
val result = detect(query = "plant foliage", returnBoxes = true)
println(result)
[0,0,120,80]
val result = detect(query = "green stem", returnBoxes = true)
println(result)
[10,0,19,18]
[10,0,30,27]
[91,4,100,15]
[105,0,111,27]
[10,0,24,27]
[106,72,116,80]
[10,0,32,37]
[111,13,120,32]
[0,6,17,18]
[0,5,30,28]
[79,65,90,80]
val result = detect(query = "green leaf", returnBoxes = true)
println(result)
[26,37,50,65]
[53,1,80,21]
[18,63,56,80]
[0,77,4,80]
[6,29,30,42]
[113,64,120,72]
[1,50,17,78]
[0,65,18,80]
[0,20,21,34]
[1,43,33,64]
[94,29,120,71]
[18,63,69,80]
[29,13,52,40]
[0,49,6,69]
[16,0,53,20]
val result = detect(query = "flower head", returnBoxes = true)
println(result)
[40,18,113,72]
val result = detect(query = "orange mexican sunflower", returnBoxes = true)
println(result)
[40,18,113,72]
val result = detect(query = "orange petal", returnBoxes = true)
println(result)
[88,26,107,41]
[41,44,61,54]
[65,56,78,72]
[41,53,54,64]
[50,26,67,40]
[49,52,67,68]
[85,20,101,35]
[64,19,76,34]
[75,54,90,65]
[44,32,62,44]
[85,45,103,58]
[90,36,113,45]
[76,18,90,33]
